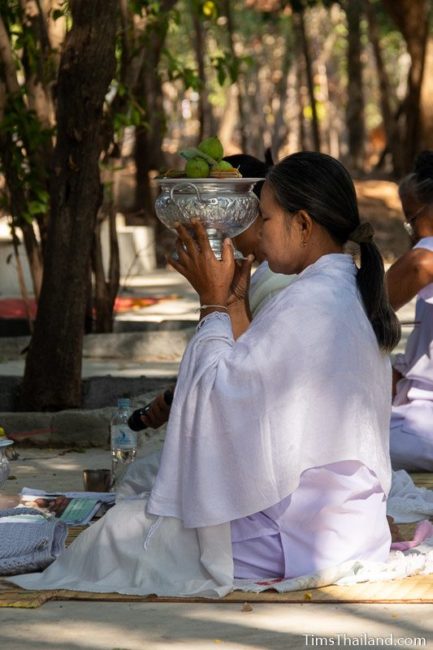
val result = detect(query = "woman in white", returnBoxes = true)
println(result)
[388,151,433,471]
[10,152,400,595]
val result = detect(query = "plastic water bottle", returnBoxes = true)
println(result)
[0,427,14,489]
[110,398,137,488]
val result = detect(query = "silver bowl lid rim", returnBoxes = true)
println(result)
[0,439,14,447]
[154,177,265,184]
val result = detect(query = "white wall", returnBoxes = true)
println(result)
[100,215,156,277]
[0,219,33,297]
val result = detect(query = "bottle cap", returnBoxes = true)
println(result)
[117,398,130,408]
[0,426,13,447]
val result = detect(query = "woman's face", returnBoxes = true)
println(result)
[232,216,265,262]
[401,192,433,243]
[258,182,306,274]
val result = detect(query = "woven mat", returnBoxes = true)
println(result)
[411,472,433,489]
[0,295,180,319]
[1,483,433,609]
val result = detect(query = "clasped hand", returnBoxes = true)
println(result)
[168,221,254,307]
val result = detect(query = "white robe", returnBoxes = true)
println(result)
[148,253,391,527]
[249,260,295,316]
[10,253,392,595]
[390,236,433,471]
[116,260,295,499]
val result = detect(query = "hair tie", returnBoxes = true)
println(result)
[349,222,374,244]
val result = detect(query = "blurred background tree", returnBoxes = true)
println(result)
[0,0,432,409]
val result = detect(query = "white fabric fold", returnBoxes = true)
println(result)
[8,495,433,596]
[9,498,233,597]
[387,470,433,523]
[249,261,295,316]
[148,253,392,528]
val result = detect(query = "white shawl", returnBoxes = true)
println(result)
[148,253,392,528]
[249,260,295,316]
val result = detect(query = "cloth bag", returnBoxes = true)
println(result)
[0,507,67,576]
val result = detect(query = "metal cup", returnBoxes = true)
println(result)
[83,468,112,492]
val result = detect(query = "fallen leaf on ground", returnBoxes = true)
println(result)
[241,602,253,612]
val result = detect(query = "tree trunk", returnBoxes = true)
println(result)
[364,0,401,173]
[17,0,54,248]
[47,0,67,65]
[381,0,430,173]
[223,0,247,151]
[345,0,365,172]
[295,9,321,152]
[133,73,166,220]
[20,0,118,411]
[19,0,53,128]
[133,0,176,216]
[91,206,119,333]
[271,22,293,155]
[190,3,214,141]
[419,36,433,151]
[296,57,306,151]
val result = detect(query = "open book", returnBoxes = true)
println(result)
[18,488,116,526]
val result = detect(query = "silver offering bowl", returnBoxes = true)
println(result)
[154,178,263,259]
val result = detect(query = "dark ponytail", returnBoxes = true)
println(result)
[267,152,400,352]
[357,242,400,352]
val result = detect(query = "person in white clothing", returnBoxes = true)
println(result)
[135,153,294,431]
[9,152,400,595]
[118,154,294,496]
[387,151,433,471]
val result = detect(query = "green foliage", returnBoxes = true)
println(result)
[162,48,202,90]
[111,83,149,133]
[0,95,51,226]
[210,53,239,85]
[0,0,20,23]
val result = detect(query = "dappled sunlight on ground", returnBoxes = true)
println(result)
[2,449,111,496]
[355,180,402,213]
[1,602,432,650]
[355,180,410,262]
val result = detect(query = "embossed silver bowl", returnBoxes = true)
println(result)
[154,178,263,259]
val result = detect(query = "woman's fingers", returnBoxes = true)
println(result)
[167,254,188,278]
[221,237,235,267]
[192,220,213,255]
[239,254,255,279]
[175,237,191,264]
[176,223,199,256]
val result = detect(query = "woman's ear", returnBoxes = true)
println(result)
[293,210,314,244]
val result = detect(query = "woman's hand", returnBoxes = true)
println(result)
[168,221,236,305]
[140,392,171,429]
[227,255,255,308]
